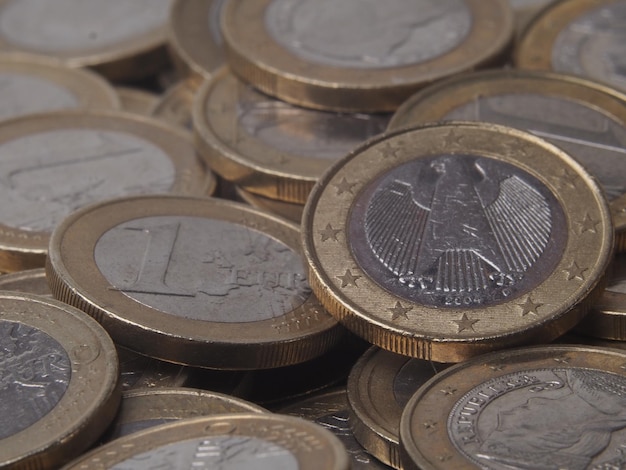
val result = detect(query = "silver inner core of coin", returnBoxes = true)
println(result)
[447,368,626,469]
[552,2,626,93]
[236,83,390,160]
[0,129,175,233]
[349,154,567,307]
[507,0,553,10]
[443,93,626,200]
[0,320,71,440]
[0,72,79,120]
[0,0,170,53]
[95,216,311,322]
[393,359,440,407]
[264,0,472,69]
[111,435,298,469]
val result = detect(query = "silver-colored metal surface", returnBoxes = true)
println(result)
[392,360,441,406]
[237,83,389,160]
[115,418,175,439]
[0,73,78,120]
[0,320,71,440]
[349,155,567,307]
[94,216,310,322]
[604,254,626,295]
[508,0,552,9]
[0,129,175,232]
[208,0,228,45]
[448,368,626,469]
[443,93,626,200]
[552,2,626,93]
[111,436,298,469]
[117,347,187,391]
[264,0,472,69]
[0,0,170,52]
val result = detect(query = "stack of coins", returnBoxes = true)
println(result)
[3,0,626,468]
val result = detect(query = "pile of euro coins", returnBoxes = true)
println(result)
[5,0,626,468]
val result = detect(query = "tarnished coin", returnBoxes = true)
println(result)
[388,70,626,251]
[64,414,350,469]
[222,0,514,112]
[347,347,447,469]
[0,110,214,272]
[303,122,613,362]
[194,68,390,203]
[116,87,158,116]
[47,195,343,369]
[236,186,304,223]
[400,345,626,469]
[0,55,119,120]
[516,0,626,94]
[0,0,171,81]
[106,387,266,440]
[0,292,119,469]
[152,79,194,130]
[282,388,392,469]
[169,0,226,84]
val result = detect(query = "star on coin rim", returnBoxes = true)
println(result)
[301,121,613,363]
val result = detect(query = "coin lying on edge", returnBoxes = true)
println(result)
[47,195,343,369]
[0,292,119,469]
[400,345,626,469]
[221,0,514,112]
[63,414,349,469]
[302,121,613,362]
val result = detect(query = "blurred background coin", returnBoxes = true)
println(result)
[116,86,158,115]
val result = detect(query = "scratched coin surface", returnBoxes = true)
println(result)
[0,110,212,272]
[221,0,513,111]
[0,292,119,469]
[302,122,612,363]
[47,195,342,369]
[516,0,626,94]
[0,0,171,80]
[347,347,447,468]
[64,414,349,470]
[388,70,626,251]
[399,345,626,469]
[194,68,390,203]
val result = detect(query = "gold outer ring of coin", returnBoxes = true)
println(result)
[0,110,215,273]
[302,121,613,363]
[221,0,514,112]
[236,186,303,223]
[0,292,120,469]
[168,0,225,86]
[387,69,626,252]
[151,79,195,130]
[46,195,343,370]
[62,413,350,469]
[0,54,121,112]
[398,345,626,469]
[0,1,169,81]
[116,87,159,116]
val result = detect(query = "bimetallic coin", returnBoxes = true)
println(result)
[0,110,213,272]
[0,292,119,469]
[116,87,158,116]
[47,195,342,369]
[0,0,171,81]
[152,80,194,130]
[507,0,555,36]
[303,122,613,362]
[106,387,266,440]
[0,267,50,296]
[117,347,190,392]
[400,345,626,469]
[388,69,626,250]
[169,0,227,84]
[517,0,626,94]
[194,68,390,203]
[63,414,349,470]
[236,186,304,223]
[222,0,514,112]
[282,388,392,469]
[347,348,447,469]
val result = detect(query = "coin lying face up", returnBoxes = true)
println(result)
[302,122,613,362]
[47,195,342,369]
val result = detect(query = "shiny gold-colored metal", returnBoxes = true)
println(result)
[64,414,350,469]
[152,79,195,130]
[388,70,626,250]
[399,345,626,469]
[169,0,225,85]
[0,292,119,469]
[116,87,159,116]
[347,347,446,469]
[47,195,343,369]
[302,122,613,363]
[0,110,213,272]
[222,0,514,112]
[236,186,304,223]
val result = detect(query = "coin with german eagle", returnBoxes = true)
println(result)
[302,121,613,363]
